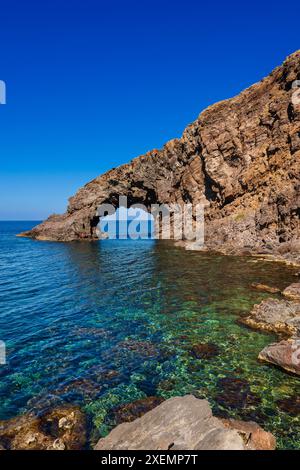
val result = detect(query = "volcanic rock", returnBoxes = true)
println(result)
[18,51,300,264]
[241,297,300,335]
[94,395,275,450]
[258,338,300,376]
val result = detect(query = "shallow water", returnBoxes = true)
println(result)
[0,221,299,448]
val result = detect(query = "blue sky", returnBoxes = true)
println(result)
[0,0,299,220]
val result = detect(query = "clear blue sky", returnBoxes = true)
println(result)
[0,0,299,220]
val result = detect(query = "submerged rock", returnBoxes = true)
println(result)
[251,283,280,294]
[241,297,300,336]
[117,340,158,357]
[258,339,300,376]
[215,377,261,410]
[276,395,300,416]
[57,378,100,400]
[95,395,275,450]
[282,283,300,301]
[0,406,86,450]
[190,342,220,359]
[108,396,164,425]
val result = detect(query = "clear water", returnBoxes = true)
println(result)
[0,221,299,449]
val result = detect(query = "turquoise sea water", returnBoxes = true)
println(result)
[0,221,299,448]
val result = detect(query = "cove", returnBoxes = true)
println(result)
[0,221,299,449]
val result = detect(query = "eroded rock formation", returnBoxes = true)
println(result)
[19,51,300,259]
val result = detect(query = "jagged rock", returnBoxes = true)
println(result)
[251,283,280,294]
[18,51,300,263]
[0,406,86,450]
[241,297,300,335]
[94,395,275,450]
[258,338,300,376]
[282,283,300,300]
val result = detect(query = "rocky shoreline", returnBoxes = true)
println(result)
[0,396,276,451]
[242,282,300,376]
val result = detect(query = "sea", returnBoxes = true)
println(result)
[0,221,299,448]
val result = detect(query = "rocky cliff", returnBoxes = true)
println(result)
[19,51,300,258]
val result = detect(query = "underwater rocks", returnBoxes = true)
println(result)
[108,396,164,425]
[117,340,158,357]
[250,283,281,294]
[215,377,261,410]
[276,395,300,416]
[0,406,86,450]
[190,342,220,359]
[282,283,300,301]
[241,297,300,336]
[258,339,300,376]
[95,395,275,450]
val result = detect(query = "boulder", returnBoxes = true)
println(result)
[282,283,300,301]
[241,298,300,335]
[258,338,300,376]
[95,395,275,451]
[221,418,276,450]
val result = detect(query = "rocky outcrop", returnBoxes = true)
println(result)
[282,283,300,300]
[18,51,300,260]
[258,339,300,376]
[94,395,275,450]
[241,297,300,336]
[0,406,86,450]
[242,282,300,375]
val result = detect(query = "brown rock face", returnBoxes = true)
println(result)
[19,51,300,257]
